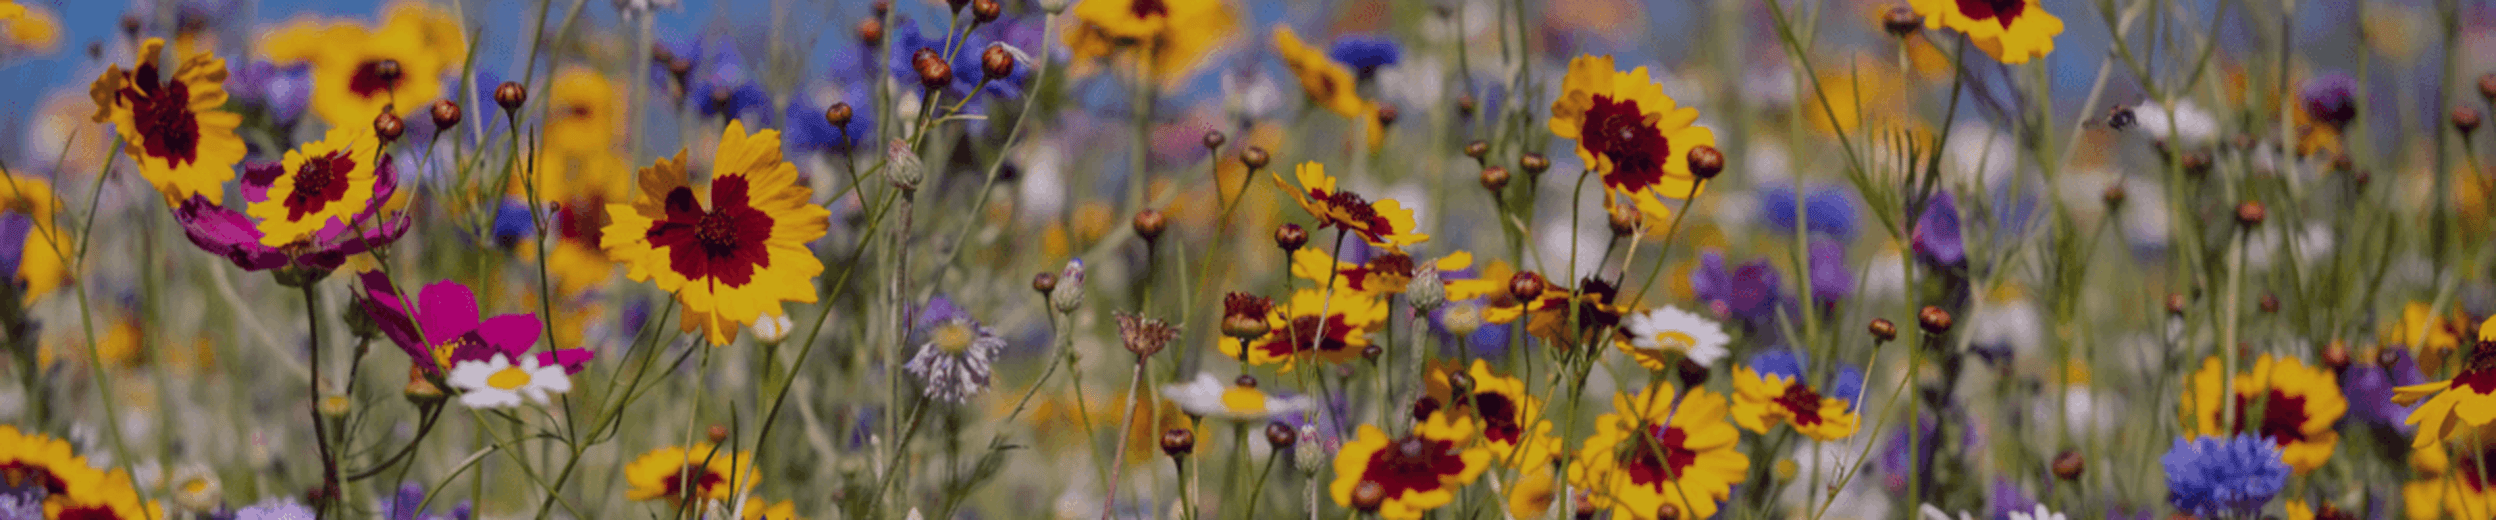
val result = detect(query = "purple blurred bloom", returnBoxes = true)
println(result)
[1760,184,1859,238]
[1912,192,1965,267]
[1808,238,1852,303]
[358,272,594,376]
[1691,250,1785,324]
[887,19,1033,101]
[2344,348,2427,433]
[2300,72,2359,129]
[175,160,409,273]
[379,482,471,520]
[1990,478,2039,520]
[0,213,30,284]
[1326,35,1401,77]
[229,61,312,124]
[1749,349,1804,379]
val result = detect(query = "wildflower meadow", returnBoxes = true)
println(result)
[3,0,2496,518]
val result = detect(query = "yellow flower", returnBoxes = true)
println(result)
[1274,161,1429,249]
[261,2,466,128]
[2381,302,2468,373]
[602,122,831,346]
[88,38,245,204]
[1506,470,1559,519]
[545,66,625,156]
[2401,434,2496,520]
[1063,0,1239,88]
[1290,249,1484,298]
[1549,55,1717,200]
[2178,355,2347,473]
[0,2,19,21]
[1329,414,1492,519]
[1503,276,1629,347]
[623,444,756,505]
[1272,26,1366,117]
[247,125,385,246]
[1217,288,1386,370]
[1730,366,1862,441]
[0,2,61,57]
[1413,360,1560,468]
[2395,324,2496,449]
[1,174,70,304]
[739,498,801,520]
[2,425,156,519]
[1569,383,1748,520]
[1907,0,2063,64]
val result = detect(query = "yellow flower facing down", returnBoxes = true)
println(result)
[1272,26,1366,117]
[1,174,70,304]
[1275,161,1429,249]
[89,38,244,205]
[2382,302,2470,373]
[624,444,756,505]
[1063,0,1239,88]
[1329,414,1493,520]
[1569,383,1748,520]
[2179,355,2347,473]
[739,498,801,520]
[1412,360,1560,468]
[1506,470,1559,519]
[261,2,466,128]
[602,122,831,346]
[0,2,21,21]
[1217,288,1387,369]
[1497,276,1630,347]
[1549,55,1717,200]
[1908,0,2064,64]
[1290,249,1485,299]
[2395,325,2496,449]
[1730,365,1863,441]
[247,125,384,246]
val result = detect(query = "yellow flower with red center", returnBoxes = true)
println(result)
[1217,288,1386,370]
[1,174,69,305]
[2395,320,2496,449]
[1275,161,1429,249]
[2178,354,2347,473]
[623,443,756,505]
[260,1,466,128]
[0,2,20,21]
[1730,365,1862,441]
[2401,430,2496,520]
[88,38,245,205]
[1272,26,1366,117]
[2,425,155,519]
[246,125,385,247]
[1063,0,1239,88]
[602,122,831,346]
[1412,360,1560,468]
[1291,249,1490,299]
[1907,0,2064,64]
[1490,276,1630,347]
[1568,382,1748,520]
[1330,414,1492,519]
[0,1,61,58]
[1549,55,1717,201]
[2381,302,2470,373]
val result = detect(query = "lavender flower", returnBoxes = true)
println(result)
[2299,72,2359,129]
[1912,192,1965,267]
[1760,184,1859,238]
[1691,250,1785,325]
[1326,36,1401,78]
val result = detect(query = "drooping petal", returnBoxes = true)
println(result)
[475,313,544,357]
[415,281,483,343]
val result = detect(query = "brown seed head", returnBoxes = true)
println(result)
[1464,140,1489,160]
[1202,130,1227,150]
[2234,200,2266,228]
[1221,292,1275,339]
[1917,306,1952,335]
[981,45,1015,81]
[1881,6,1924,37]
[1868,318,1898,342]
[707,425,731,444]
[2181,150,2213,177]
[1264,421,1297,448]
[1519,153,1550,175]
[826,102,854,128]
[2051,451,2085,480]
[1361,344,1384,361]
[1116,312,1181,358]
[1031,272,1058,295]
[493,82,527,111]
[373,112,405,142]
[1479,166,1511,191]
[1508,271,1548,302]
[2322,341,2351,371]
[1160,428,1195,457]
[430,100,463,130]
[1132,210,1167,241]
[1274,223,1308,251]
[1688,145,1726,179]
[1655,503,1682,520]
[2455,106,2483,135]
[972,0,1001,23]
[857,17,885,46]
[1350,481,1387,511]
[1240,146,1271,169]
[1234,374,1258,389]
[913,49,953,90]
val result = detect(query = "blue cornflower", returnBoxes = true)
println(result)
[657,35,772,123]
[229,61,312,125]
[2345,348,2427,433]
[1759,184,1858,238]
[489,198,535,248]
[2162,434,2288,518]
[2299,72,2358,129]
[1808,237,1852,304]
[1327,35,1401,77]
[1911,191,1965,267]
[1829,364,1864,403]
[1749,349,1804,380]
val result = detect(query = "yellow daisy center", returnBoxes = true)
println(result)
[1652,330,1697,351]
[1220,386,1268,414]
[487,366,533,390]
[934,324,976,354]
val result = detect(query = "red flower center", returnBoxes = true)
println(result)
[1776,383,1827,427]
[55,506,127,520]
[644,175,779,288]
[2229,389,2312,446]
[1476,392,1523,445]
[0,462,70,497]
[1625,424,1700,489]
[557,197,608,246]
[120,63,202,168]
[2463,446,2496,492]
[349,60,403,98]
[282,151,360,222]
[658,464,725,501]
[1955,0,2028,29]
[1256,314,1355,359]
[1578,95,1672,194]
[1359,435,1466,503]
[1128,0,1167,18]
[1315,189,1395,240]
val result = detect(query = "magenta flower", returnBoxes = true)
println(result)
[175,159,409,273]
[357,271,593,376]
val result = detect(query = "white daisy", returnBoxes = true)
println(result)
[2127,100,2218,145]
[2007,504,2067,520]
[750,312,795,345]
[903,317,1004,403]
[1620,305,1732,367]
[1918,504,1975,520]
[1159,373,1313,421]
[447,354,572,409]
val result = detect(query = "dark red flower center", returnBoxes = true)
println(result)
[1128,0,1167,18]
[1578,95,1672,194]
[1776,383,1826,427]
[120,62,202,168]
[56,506,127,520]
[1625,424,1700,489]
[1360,435,1465,503]
[1409,396,1444,423]
[2229,389,2312,446]
[349,60,403,98]
[0,462,70,497]
[557,197,608,246]
[282,151,360,222]
[1256,314,1356,359]
[1313,189,1396,241]
[1955,0,2027,29]
[2462,446,2496,491]
[1476,392,1522,444]
[643,176,778,288]
[659,464,726,501]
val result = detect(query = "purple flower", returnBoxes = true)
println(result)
[175,160,409,273]
[1760,184,1859,238]
[2163,434,2288,517]
[0,213,31,286]
[1911,192,1965,267]
[2344,348,2427,433]
[2299,72,2358,129]
[357,272,594,376]
[1326,36,1401,77]
[1808,237,1852,303]
[229,61,312,124]
[379,482,471,520]
[1749,349,1804,379]
[1691,250,1785,324]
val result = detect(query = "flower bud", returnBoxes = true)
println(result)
[494,82,527,112]
[1291,424,1326,473]
[1479,166,1511,191]
[1881,6,1923,37]
[1361,344,1384,361]
[981,44,1015,81]
[2180,150,2213,177]
[373,111,405,142]
[2455,106,2483,136]
[2166,294,2189,316]
[857,17,885,46]
[1917,305,1952,335]
[1688,145,1725,179]
[1030,272,1058,296]
[2481,73,2496,103]
[430,100,463,130]
[371,59,403,86]
[2258,293,2280,314]
[2051,451,2085,480]
[1202,130,1227,150]
[1406,268,1446,312]
[404,367,445,406]
[1274,223,1308,251]
[1375,104,1400,127]
[319,394,352,418]
[707,425,731,444]
[972,0,1001,23]
[1868,318,1897,342]
[1464,140,1489,160]
[1220,292,1275,339]
[1234,374,1258,389]
[2321,340,2351,371]
[1132,209,1167,242]
[826,102,854,128]
[1050,259,1087,312]
[751,313,793,345]
[1518,153,1550,175]
[1607,204,1638,237]
[1349,481,1386,512]
[1456,96,1478,118]
[1264,421,1297,448]
[1655,503,1682,520]
[1507,271,1547,302]
[1240,146,1271,169]
[1160,428,1195,457]
[912,49,953,90]
[2234,200,2265,228]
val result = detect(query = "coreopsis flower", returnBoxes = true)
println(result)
[1062,0,1238,88]
[1273,26,1367,118]
[1617,305,1731,370]
[1730,364,1862,441]
[1505,471,1557,519]
[0,174,69,305]
[1160,373,1313,421]
[1568,383,1749,520]
[88,38,245,204]
[1549,55,1718,200]
[735,498,800,520]
[601,121,831,346]
[2161,434,2288,518]
[2381,301,2469,372]
[1,425,153,519]
[1329,414,1492,519]
[258,2,466,128]
[1274,162,1429,249]
[174,156,410,274]
[2395,321,2496,448]
[542,66,626,159]
[1290,249,1488,299]
[357,272,594,376]
[1216,288,1387,370]
[246,125,384,246]
[445,353,572,408]
[624,444,756,505]
[903,307,1005,403]
[2178,354,2347,472]
[1411,360,1560,468]
[1505,276,1628,347]
[0,2,19,21]
[1906,0,2063,64]
[2402,432,2496,520]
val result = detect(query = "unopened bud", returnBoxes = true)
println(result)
[1031,272,1059,295]
[1405,268,1446,312]
[981,44,1015,81]
[1687,145,1725,179]
[2455,106,2483,136]
[1160,428,1195,457]
[1350,481,1386,512]
[1868,318,1897,342]
[1264,421,1297,448]
[1677,358,1710,387]
[1202,130,1227,150]
[430,100,463,130]
[826,102,854,128]
[2051,451,2084,480]
[1519,153,1550,175]
[1607,205,1638,237]
[2234,201,2265,228]
[494,82,527,112]
[1882,6,1924,37]
[1132,209,1167,242]
[1050,259,1087,312]
[1507,271,1547,301]
[2101,183,2126,208]
[707,425,731,444]
[1274,223,1308,251]
[373,112,405,142]
[1463,140,1489,160]
[912,49,953,90]
[1375,104,1399,127]
[1240,146,1271,169]
[1917,306,1952,335]
[1479,166,1511,191]
[2322,341,2351,371]
[857,18,885,46]
[972,0,1001,23]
